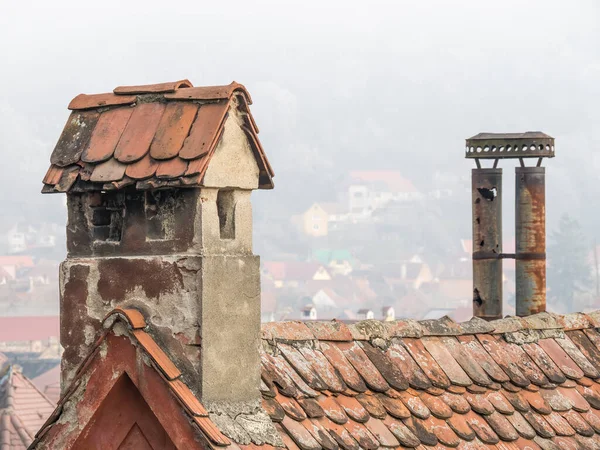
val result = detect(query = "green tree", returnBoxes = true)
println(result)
[547,214,592,311]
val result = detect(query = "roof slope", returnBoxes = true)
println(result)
[0,364,56,449]
[260,312,600,450]
[42,80,274,193]
[31,308,229,449]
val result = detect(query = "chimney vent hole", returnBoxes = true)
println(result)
[477,187,497,201]
[217,190,236,240]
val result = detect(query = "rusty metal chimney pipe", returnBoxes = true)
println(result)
[515,167,546,316]
[472,168,503,320]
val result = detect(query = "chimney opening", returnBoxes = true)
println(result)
[89,192,124,242]
[145,190,176,241]
[217,189,236,239]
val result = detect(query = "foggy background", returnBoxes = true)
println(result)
[0,0,599,318]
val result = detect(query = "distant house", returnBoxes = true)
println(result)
[381,306,395,321]
[298,202,347,237]
[356,308,374,320]
[0,255,35,280]
[261,261,331,288]
[300,304,317,320]
[312,288,348,310]
[347,170,422,217]
[313,249,356,275]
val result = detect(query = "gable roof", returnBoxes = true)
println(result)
[263,262,329,282]
[42,80,274,193]
[31,308,230,449]
[0,364,56,449]
[260,311,600,450]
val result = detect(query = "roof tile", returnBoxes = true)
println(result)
[382,415,420,447]
[170,379,208,417]
[334,395,369,423]
[303,321,352,341]
[446,414,477,441]
[485,411,520,441]
[420,392,452,419]
[343,420,380,449]
[538,339,585,380]
[105,308,147,329]
[155,157,189,178]
[51,111,100,167]
[303,418,338,450]
[179,102,229,160]
[82,106,133,163]
[561,410,594,436]
[402,338,451,389]
[477,334,530,387]
[522,411,555,438]
[384,342,432,390]
[132,329,181,380]
[280,416,321,450]
[319,343,367,393]
[279,344,328,391]
[522,343,567,385]
[164,82,250,103]
[276,393,307,421]
[68,93,136,110]
[422,337,472,387]
[420,415,461,447]
[503,342,549,386]
[557,386,589,412]
[566,330,600,371]
[263,322,313,341]
[296,398,324,419]
[125,153,159,180]
[262,397,285,423]
[556,337,599,379]
[440,337,492,386]
[149,102,199,160]
[485,391,515,415]
[359,342,408,391]
[317,395,348,425]
[316,416,359,450]
[403,416,438,446]
[463,410,500,444]
[114,102,165,163]
[544,411,576,436]
[464,392,495,415]
[363,417,400,447]
[296,346,346,393]
[89,157,126,183]
[355,393,386,419]
[397,390,431,420]
[113,79,192,94]
[42,165,64,186]
[506,411,537,440]
[521,390,552,415]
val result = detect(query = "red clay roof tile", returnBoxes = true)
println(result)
[194,416,232,447]
[334,395,369,423]
[156,156,188,178]
[42,165,64,186]
[296,397,324,419]
[105,308,147,329]
[402,338,451,389]
[169,379,208,417]
[296,346,346,393]
[538,339,585,380]
[420,392,452,419]
[382,415,420,447]
[315,416,359,450]
[567,330,600,371]
[303,418,337,450]
[384,342,432,390]
[280,416,321,450]
[179,102,229,160]
[114,79,193,94]
[477,335,531,387]
[51,111,100,167]
[422,337,472,387]
[263,397,285,423]
[318,395,348,425]
[359,342,409,391]
[521,390,552,415]
[132,329,181,380]
[114,102,165,163]
[343,420,379,450]
[335,342,390,393]
[522,343,567,385]
[463,410,500,444]
[68,93,136,110]
[458,335,510,383]
[277,392,307,422]
[420,415,461,447]
[148,102,199,160]
[562,410,594,436]
[278,344,328,391]
[319,342,367,393]
[556,337,600,379]
[544,411,576,436]
[164,82,251,103]
[484,411,519,441]
[125,153,159,180]
[304,322,353,342]
[355,393,386,420]
[81,107,133,163]
[89,158,126,183]
[506,411,537,440]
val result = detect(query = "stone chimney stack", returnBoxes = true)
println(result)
[42,80,274,411]
[465,132,553,319]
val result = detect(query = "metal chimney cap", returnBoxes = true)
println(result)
[465,131,555,159]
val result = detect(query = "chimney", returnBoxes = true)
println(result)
[465,132,554,319]
[41,80,274,412]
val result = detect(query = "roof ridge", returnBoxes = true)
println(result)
[260,310,600,342]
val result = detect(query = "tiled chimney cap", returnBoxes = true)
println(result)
[465,131,555,159]
[42,80,273,193]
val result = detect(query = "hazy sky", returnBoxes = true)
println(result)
[1,0,599,233]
